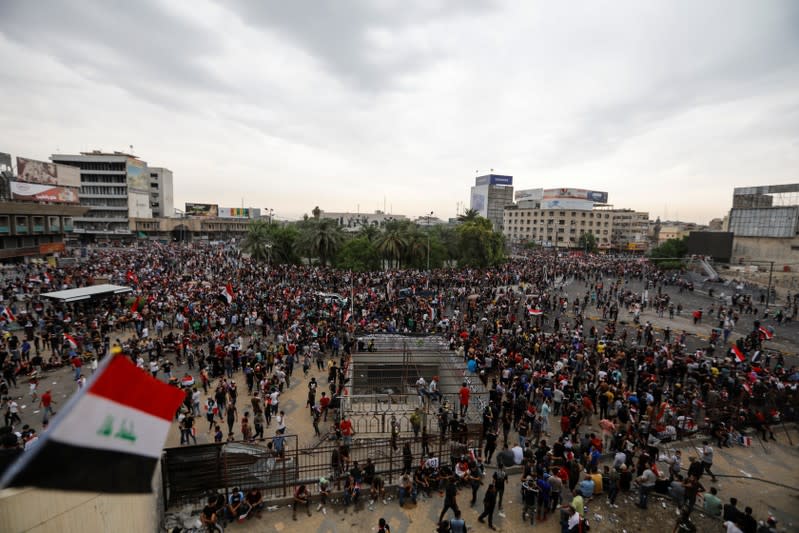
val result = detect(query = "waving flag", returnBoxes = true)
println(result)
[125,270,139,285]
[220,282,235,305]
[528,308,543,316]
[130,296,142,313]
[731,345,746,363]
[0,355,184,493]
[64,333,78,350]
[0,305,15,323]
[342,311,352,323]
[758,326,774,341]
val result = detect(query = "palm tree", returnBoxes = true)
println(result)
[377,220,407,268]
[457,208,480,223]
[297,218,343,266]
[242,220,273,263]
[358,223,381,243]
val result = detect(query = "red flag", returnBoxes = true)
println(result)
[343,311,352,323]
[220,282,235,304]
[758,326,774,340]
[126,270,139,285]
[63,333,78,350]
[731,345,745,363]
[130,296,142,313]
[0,355,184,493]
[742,382,752,395]
[0,305,16,323]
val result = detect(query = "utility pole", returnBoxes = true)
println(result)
[766,261,774,310]
[426,211,434,271]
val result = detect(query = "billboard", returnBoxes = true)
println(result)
[219,207,260,219]
[17,157,58,185]
[543,188,608,203]
[11,181,80,204]
[475,174,513,186]
[185,203,218,217]
[470,186,487,216]
[0,153,11,172]
[685,231,733,262]
[126,158,149,192]
[541,198,594,210]
[515,188,543,201]
[55,164,81,187]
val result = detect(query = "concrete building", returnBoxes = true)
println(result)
[470,174,514,231]
[147,167,174,218]
[51,151,172,239]
[130,216,251,242]
[729,184,799,265]
[0,154,87,261]
[503,203,648,251]
[319,210,408,232]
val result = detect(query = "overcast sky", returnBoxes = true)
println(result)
[1,0,797,224]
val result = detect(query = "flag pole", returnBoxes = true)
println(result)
[0,351,119,489]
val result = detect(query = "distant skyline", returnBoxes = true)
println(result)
[1,1,797,224]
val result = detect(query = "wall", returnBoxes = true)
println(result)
[127,190,153,219]
[732,235,799,265]
[0,488,157,533]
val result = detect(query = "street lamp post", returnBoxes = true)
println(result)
[426,211,434,271]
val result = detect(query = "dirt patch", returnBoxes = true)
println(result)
[584,492,719,533]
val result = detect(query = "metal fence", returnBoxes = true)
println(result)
[161,431,485,510]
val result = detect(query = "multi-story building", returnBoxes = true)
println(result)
[0,154,87,261]
[470,174,514,231]
[51,151,171,239]
[147,167,174,218]
[319,210,408,231]
[503,204,649,251]
[728,184,799,264]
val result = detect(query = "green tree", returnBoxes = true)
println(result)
[296,218,344,266]
[455,216,505,267]
[457,208,481,223]
[649,236,688,269]
[242,220,273,262]
[335,236,382,271]
[376,220,407,268]
[578,232,597,253]
[269,224,300,264]
[358,224,381,243]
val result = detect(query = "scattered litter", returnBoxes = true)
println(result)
[33,410,39,414]
[593,513,603,521]
[662,502,667,509]
[266,505,279,512]
[21,405,26,409]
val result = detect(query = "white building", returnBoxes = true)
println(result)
[319,210,408,231]
[147,167,174,218]
[51,151,172,237]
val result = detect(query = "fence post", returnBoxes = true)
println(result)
[388,441,394,485]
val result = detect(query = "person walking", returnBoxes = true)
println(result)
[700,441,717,482]
[438,479,460,523]
[478,480,498,530]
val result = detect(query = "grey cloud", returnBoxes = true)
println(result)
[221,0,496,91]
[0,0,229,107]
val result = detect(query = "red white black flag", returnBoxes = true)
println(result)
[0,355,184,493]
[220,282,235,304]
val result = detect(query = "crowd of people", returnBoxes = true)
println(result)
[0,242,795,532]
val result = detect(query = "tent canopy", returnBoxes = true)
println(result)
[41,284,132,303]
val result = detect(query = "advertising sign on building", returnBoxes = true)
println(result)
[515,188,543,201]
[470,186,488,216]
[11,181,80,204]
[0,153,11,172]
[185,203,219,217]
[16,157,58,185]
[543,188,608,203]
[55,164,81,188]
[127,158,150,192]
[475,174,513,186]
[219,207,256,219]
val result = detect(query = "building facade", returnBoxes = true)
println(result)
[319,210,408,231]
[503,205,649,250]
[51,151,172,239]
[148,167,174,218]
[728,184,799,265]
[470,174,514,231]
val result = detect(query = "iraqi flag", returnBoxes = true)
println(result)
[342,311,352,323]
[126,270,139,285]
[528,308,543,316]
[758,326,774,341]
[130,296,142,313]
[63,333,78,350]
[0,305,15,322]
[0,355,184,493]
[731,345,746,363]
[219,282,235,305]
